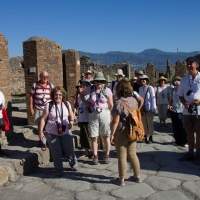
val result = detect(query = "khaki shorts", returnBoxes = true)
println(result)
[182,115,200,130]
[88,108,111,138]
[34,108,44,123]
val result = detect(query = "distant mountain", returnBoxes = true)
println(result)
[78,49,200,70]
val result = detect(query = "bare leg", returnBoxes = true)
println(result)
[92,136,98,156]
[103,136,110,155]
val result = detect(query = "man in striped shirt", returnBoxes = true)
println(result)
[29,70,54,128]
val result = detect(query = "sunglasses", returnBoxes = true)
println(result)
[95,80,104,83]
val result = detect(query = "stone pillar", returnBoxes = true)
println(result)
[23,36,62,125]
[63,49,80,108]
[146,63,155,86]
[175,61,187,78]
[0,32,12,139]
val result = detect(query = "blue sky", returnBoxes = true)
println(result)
[1,0,200,58]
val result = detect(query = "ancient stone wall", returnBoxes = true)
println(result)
[0,32,12,137]
[80,55,130,81]
[146,63,155,86]
[23,36,62,125]
[175,61,187,77]
[166,59,175,79]
[9,56,25,95]
[63,49,80,106]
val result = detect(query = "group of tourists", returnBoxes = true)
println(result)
[0,56,199,187]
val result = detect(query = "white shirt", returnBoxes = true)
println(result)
[78,94,90,122]
[177,72,200,115]
[139,85,156,112]
[0,91,5,118]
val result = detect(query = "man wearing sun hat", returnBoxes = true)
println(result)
[177,56,200,164]
[85,70,93,81]
[80,72,113,165]
[109,69,125,100]
[133,70,144,93]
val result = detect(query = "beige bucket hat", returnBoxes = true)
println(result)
[114,69,125,77]
[90,72,108,84]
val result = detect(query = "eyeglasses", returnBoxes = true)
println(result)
[95,80,103,83]
[55,94,62,96]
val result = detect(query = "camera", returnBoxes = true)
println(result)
[186,90,192,96]
[188,104,197,114]
[56,123,66,135]
[162,93,165,98]
[88,106,94,113]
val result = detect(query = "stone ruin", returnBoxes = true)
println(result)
[145,63,155,86]
[9,56,25,95]
[166,59,175,79]
[80,55,130,81]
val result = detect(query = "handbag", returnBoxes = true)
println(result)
[0,118,5,128]
[140,87,149,116]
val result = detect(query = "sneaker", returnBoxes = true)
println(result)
[149,136,153,144]
[179,153,194,161]
[0,150,8,158]
[132,176,141,183]
[72,166,79,171]
[182,144,189,148]
[93,156,98,165]
[103,155,110,164]
[112,178,125,186]
[195,154,200,165]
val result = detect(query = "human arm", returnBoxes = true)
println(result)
[29,95,34,116]
[193,98,200,106]
[110,114,120,144]
[108,95,113,111]
[38,109,49,140]
[68,104,75,130]
[169,95,174,111]
[179,96,190,109]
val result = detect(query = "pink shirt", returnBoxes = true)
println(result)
[85,85,112,109]
[44,102,72,136]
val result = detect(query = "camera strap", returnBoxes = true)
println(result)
[55,103,63,125]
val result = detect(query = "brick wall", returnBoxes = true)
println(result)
[63,50,80,107]
[0,32,12,137]
[23,36,62,125]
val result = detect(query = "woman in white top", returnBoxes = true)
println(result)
[156,76,170,127]
[139,75,156,144]
[169,76,187,146]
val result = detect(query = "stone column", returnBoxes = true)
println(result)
[146,63,155,86]
[23,36,62,125]
[0,32,12,140]
[63,49,80,108]
[175,61,187,78]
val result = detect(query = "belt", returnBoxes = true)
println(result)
[94,107,109,112]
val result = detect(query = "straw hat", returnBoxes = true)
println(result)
[132,76,137,80]
[90,72,107,84]
[137,70,144,75]
[85,70,93,75]
[139,74,149,82]
[114,69,125,77]
[171,76,181,86]
[157,76,168,83]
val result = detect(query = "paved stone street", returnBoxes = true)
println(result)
[0,107,200,200]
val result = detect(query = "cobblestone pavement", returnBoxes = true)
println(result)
[0,108,200,200]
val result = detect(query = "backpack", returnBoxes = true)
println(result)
[43,101,70,131]
[90,84,108,100]
[121,101,144,142]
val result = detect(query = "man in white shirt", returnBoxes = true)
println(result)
[177,56,200,165]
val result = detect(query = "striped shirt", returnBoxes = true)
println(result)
[30,81,54,110]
